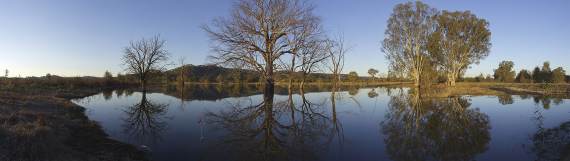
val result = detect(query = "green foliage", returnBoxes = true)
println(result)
[347,71,359,82]
[515,69,532,83]
[528,62,566,84]
[420,60,439,88]
[475,74,485,82]
[532,67,543,83]
[103,70,114,86]
[493,61,515,82]
[164,65,256,84]
[382,1,438,86]
[541,62,553,83]
[430,10,491,86]
[551,67,566,83]
[368,68,379,78]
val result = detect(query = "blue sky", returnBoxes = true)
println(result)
[0,0,568,77]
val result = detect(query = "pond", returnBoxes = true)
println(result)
[72,85,570,161]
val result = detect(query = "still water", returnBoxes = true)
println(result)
[72,85,570,161]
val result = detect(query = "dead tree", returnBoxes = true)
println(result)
[326,35,348,88]
[122,35,169,91]
[204,0,320,93]
[297,39,329,88]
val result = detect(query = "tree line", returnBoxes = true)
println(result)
[493,61,567,83]
[117,0,567,92]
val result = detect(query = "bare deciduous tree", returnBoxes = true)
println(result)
[122,35,170,91]
[430,10,491,86]
[326,35,348,87]
[203,0,320,92]
[382,1,438,87]
[297,39,329,87]
[279,8,323,91]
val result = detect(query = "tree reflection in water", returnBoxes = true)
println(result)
[205,86,343,161]
[122,92,168,146]
[521,94,570,161]
[531,120,570,161]
[498,95,514,105]
[381,89,491,161]
[517,95,565,110]
[368,88,379,98]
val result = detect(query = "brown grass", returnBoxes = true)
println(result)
[426,82,570,98]
[0,92,148,161]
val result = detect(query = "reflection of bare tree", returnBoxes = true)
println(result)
[298,88,328,121]
[122,92,168,146]
[531,121,570,161]
[205,86,332,161]
[329,87,345,148]
[381,89,491,161]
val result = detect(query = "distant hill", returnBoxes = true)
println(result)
[163,64,357,83]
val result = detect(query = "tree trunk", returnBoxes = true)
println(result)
[413,76,420,87]
[265,76,274,89]
[262,85,274,148]
[140,79,147,92]
[288,55,296,93]
[447,73,456,86]
[288,77,293,92]
[300,73,306,90]
[265,58,275,91]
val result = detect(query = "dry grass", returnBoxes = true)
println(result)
[426,82,570,98]
[0,92,148,161]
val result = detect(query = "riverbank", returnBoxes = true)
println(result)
[1,81,568,161]
[0,90,148,161]
[428,82,570,98]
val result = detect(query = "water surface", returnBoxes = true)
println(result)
[73,85,570,161]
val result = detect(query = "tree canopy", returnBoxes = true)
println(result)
[382,1,438,87]
[122,35,169,90]
[368,68,379,79]
[515,69,532,83]
[204,0,321,87]
[552,67,566,83]
[493,61,515,82]
[430,10,491,86]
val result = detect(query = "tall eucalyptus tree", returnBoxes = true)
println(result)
[382,1,439,87]
[430,10,491,86]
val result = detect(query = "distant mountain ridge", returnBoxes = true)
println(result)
[163,64,352,83]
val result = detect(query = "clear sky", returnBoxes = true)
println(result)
[0,0,568,77]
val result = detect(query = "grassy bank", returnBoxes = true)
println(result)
[427,82,570,98]
[0,79,147,161]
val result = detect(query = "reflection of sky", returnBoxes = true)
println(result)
[468,96,569,161]
[73,88,570,161]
